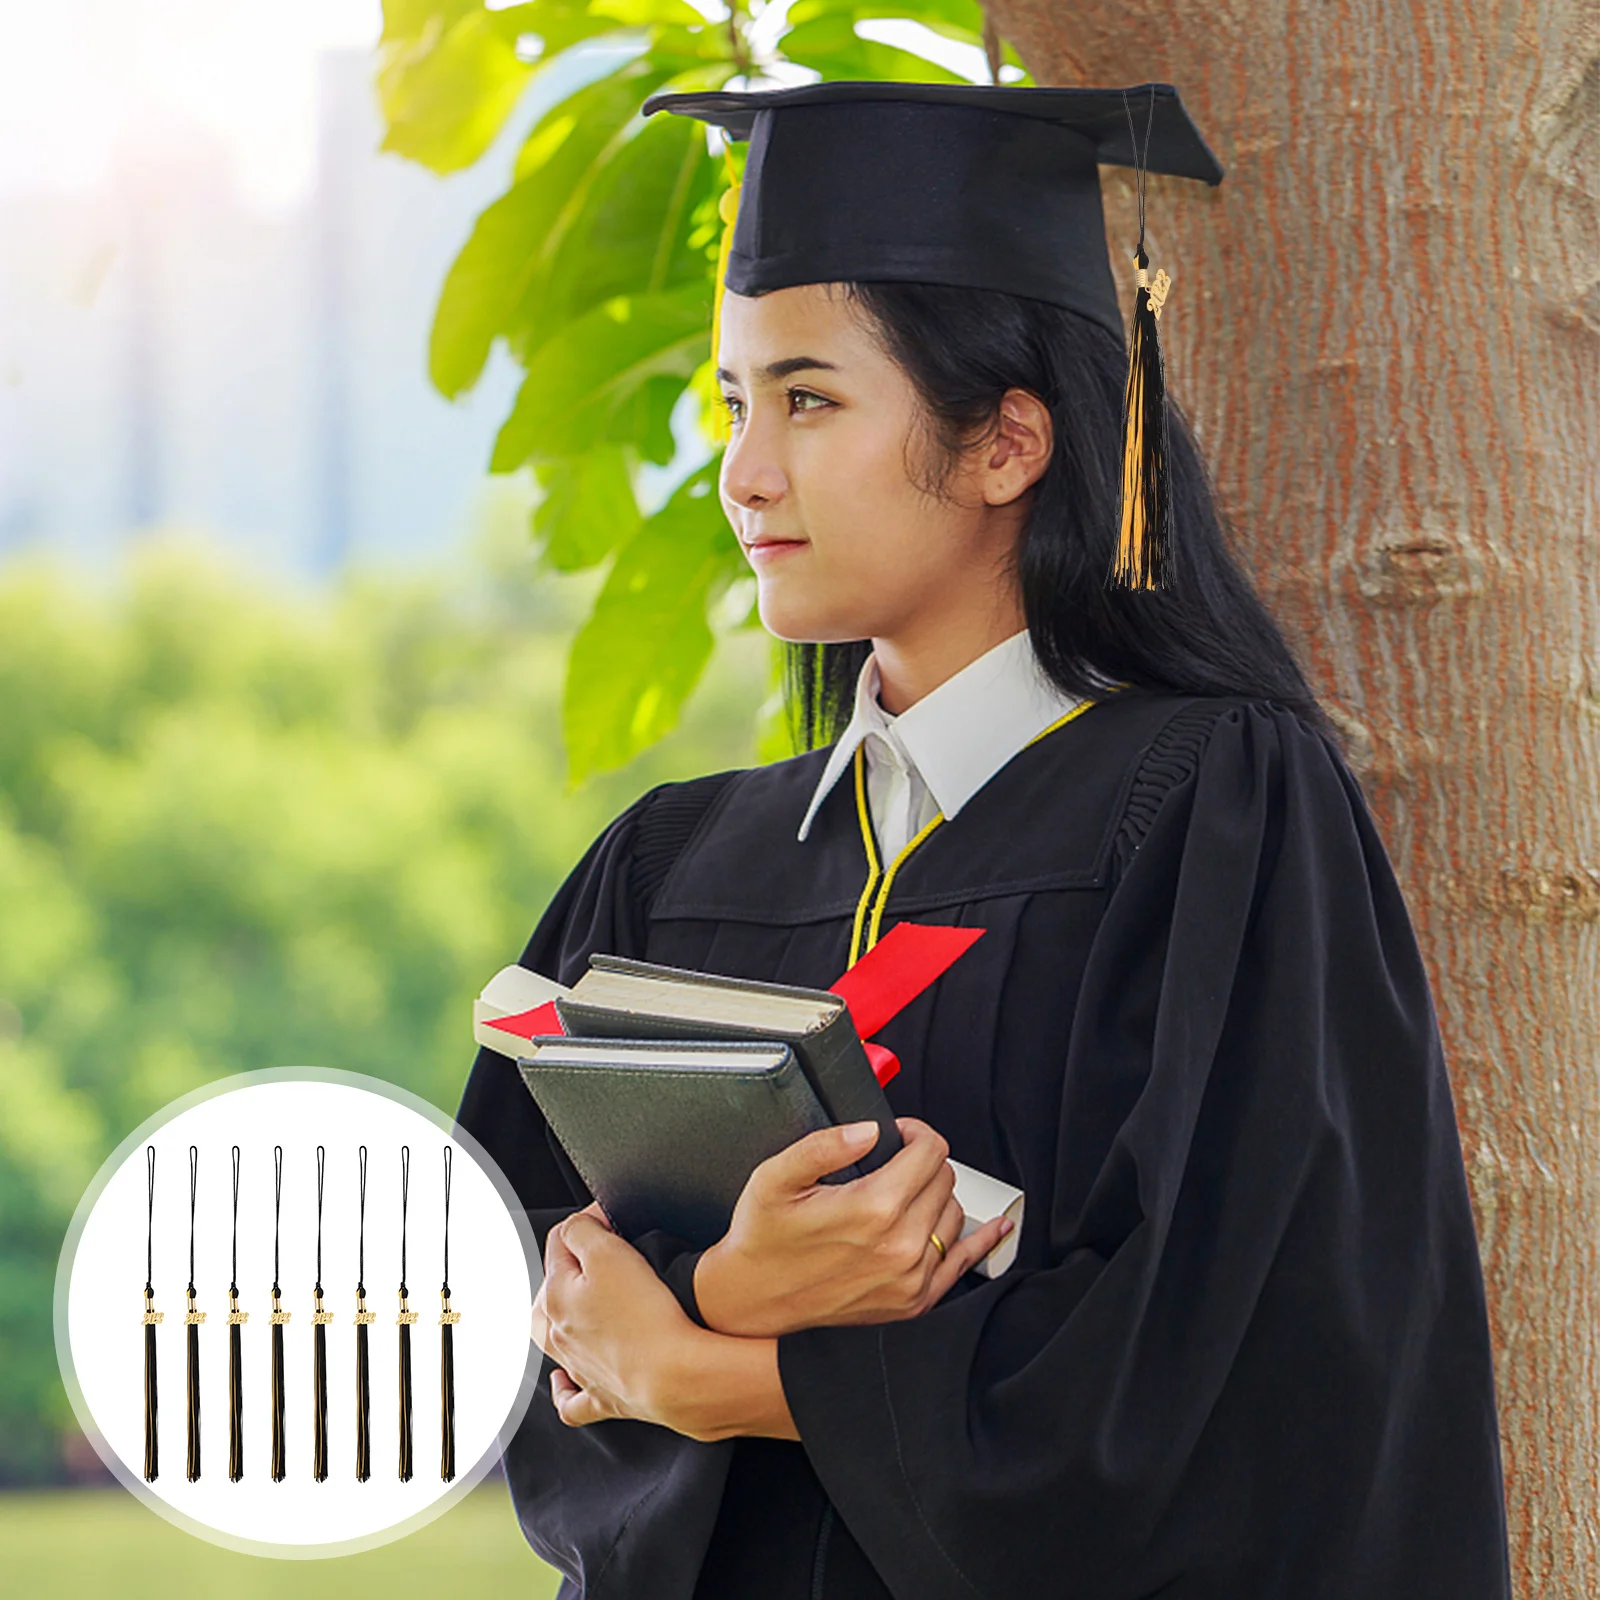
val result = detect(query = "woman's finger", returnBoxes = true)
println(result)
[926,1215,1013,1306]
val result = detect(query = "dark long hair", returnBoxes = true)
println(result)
[781,281,1331,749]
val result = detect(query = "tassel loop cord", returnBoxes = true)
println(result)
[397,1145,415,1483]
[269,1144,288,1482]
[312,1145,331,1482]
[440,1144,458,1482]
[355,1144,372,1483]
[227,1144,245,1482]
[185,1145,204,1482]
[142,1144,161,1483]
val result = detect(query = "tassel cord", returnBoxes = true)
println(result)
[1110,87,1175,592]
[355,1144,372,1482]
[397,1144,413,1483]
[186,1145,202,1482]
[440,1144,457,1482]
[312,1145,329,1481]
[270,1144,287,1482]
[228,1145,244,1481]
[142,1144,159,1483]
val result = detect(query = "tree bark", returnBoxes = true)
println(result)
[984,3,1599,1593]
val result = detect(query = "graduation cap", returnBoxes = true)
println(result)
[643,80,1225,591]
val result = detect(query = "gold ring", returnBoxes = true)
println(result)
[929,1231,947,1260]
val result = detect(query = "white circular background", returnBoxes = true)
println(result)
[55,1068,540,1557]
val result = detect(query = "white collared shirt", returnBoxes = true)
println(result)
[795,629,1091,860]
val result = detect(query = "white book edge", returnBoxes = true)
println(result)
[473,964,571,1056]
[474,965,1025,1278]
[948,1159,1025,1280]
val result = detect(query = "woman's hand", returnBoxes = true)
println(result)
[535,1203,798,1443]
[692,1118,1013,1337]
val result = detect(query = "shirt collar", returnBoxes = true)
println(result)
[795,629,1088,843]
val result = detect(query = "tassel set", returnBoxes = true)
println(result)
[138,1141,460,1485]
[1109,86,1177,593]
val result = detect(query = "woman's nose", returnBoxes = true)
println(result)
[720,409,787,510]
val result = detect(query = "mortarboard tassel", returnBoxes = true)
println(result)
[141,1144,162,1482]
[185,1145,205,1481]
[440,1144,459,1482]
[269,1144,290,1482]
[312,1144,332,1482]
[397,1145,416,1483]
[355,1145,373,1482]
[227,1145,246,1482]
[1110,88,1175,592]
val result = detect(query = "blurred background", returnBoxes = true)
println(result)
[0,0,771,1589]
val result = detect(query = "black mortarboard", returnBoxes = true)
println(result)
[643,81,1225,591]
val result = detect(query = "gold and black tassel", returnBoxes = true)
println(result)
[355,1145,372,1483]
[312,1145,331,1482]
[397,1144,415,1483]
[185,1144,205,1481]
[1110,87,1176,592]
[227,1145,245,1482]
[440,1144,459,1482]
[269,1144,289,1482]
[141,1145,162,1482]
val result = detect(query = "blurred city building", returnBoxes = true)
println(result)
[0,49,537,579]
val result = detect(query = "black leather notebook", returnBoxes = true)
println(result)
[554,953,903,1180]
[517,1037,834,1248]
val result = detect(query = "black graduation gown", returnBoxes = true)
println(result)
[456,690,1512,1600]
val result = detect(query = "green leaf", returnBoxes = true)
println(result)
[491,285,710,469]
[532,446,641,572]
[429,57,711,397]
[562,464,742,782]
[377,7,536,175]
[777,17,969,82]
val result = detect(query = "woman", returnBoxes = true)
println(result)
[457,82,1511,1599]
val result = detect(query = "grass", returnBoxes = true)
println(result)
[0,1481,563,1598]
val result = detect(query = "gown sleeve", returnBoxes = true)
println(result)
[453,781,736,1598]
[775,701,1511,1599]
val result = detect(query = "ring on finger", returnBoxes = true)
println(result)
[928,1230,947,1260]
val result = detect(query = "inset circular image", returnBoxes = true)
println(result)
[54,1068,539,1558]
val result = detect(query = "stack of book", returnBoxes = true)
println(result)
[473,951,1023,1279]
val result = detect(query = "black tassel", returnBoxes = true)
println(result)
[440,1145,457,1482]
[313,1302,330,1480]
[270,1292,288,1481]
[227,1146,245,1481]
[228,1295,245,1481]
[311,1147,330,1482]
[269,1144,288,1481]
[355,1145,372,1483]
[355,1300,372,1481]
[142,1293,161,1482]
[185,1292,203,1481]
[440,1312,456,1482]
[398,1301,415,1482]
[184,1147,203,1481]
[397,1143,414,1482]
[1109,246,1173,590]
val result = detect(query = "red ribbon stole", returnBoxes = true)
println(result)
[483,923,985,1088]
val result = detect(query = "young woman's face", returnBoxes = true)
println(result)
[716,283,1032,645]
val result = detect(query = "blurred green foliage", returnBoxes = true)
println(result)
[0,536,766,1485]
[377,0,1029,781]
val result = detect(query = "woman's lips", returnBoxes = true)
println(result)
[744,539,807,562]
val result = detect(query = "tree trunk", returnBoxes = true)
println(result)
[985,3,1599,1593]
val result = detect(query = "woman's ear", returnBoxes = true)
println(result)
[982,388,1054,506]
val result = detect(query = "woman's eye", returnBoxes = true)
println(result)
[719,393,745,425]
[787,388,832,415]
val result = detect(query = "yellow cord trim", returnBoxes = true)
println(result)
[848,744,882,966]
[846,696,1104,962]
